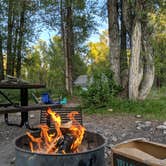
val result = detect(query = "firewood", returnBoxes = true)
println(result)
[57,134,75,153]
[61,121,72,129]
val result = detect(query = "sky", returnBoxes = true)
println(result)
[37,0,108,44]
[39,19,108,43]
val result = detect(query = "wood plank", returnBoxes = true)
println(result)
[0,104,61,114]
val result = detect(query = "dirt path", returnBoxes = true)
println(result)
[0,112,166,166]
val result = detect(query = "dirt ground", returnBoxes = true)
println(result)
[0,111,166,166]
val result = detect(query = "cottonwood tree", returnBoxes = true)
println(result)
[107,0,156,100]
[127,1,155,100]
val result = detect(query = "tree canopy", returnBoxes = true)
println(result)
[0,0,165,99]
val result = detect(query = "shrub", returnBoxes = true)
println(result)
[81,69,121,107]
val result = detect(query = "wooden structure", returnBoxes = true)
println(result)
[0,82,45,128]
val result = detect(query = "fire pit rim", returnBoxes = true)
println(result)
[15,130,106,156]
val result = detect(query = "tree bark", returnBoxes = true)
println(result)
[16,1,25,78]
[60,0,67,91]
[128,1,155,100]
[107,0,120,85]
[66,0,73,95]
[61,0,73,95]
[6,0,14,75]
[138,29,155,100]
[120,0,128,93]
[0,32,4,80]
[12,27,18,76]
[122,0,132,34]
[129,20,142,100]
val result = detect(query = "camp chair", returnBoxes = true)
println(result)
[41,93,60,104]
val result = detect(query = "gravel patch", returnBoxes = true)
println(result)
[0,112,166,166]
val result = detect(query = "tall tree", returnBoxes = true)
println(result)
[0,0,5,80]
[6,0,14,75]
[16,0,26,78]
[40,0,97,95]
[107,0,120,84]
[60,0,74,95]
[120,0,128,93]
[107,0,155,100]
[2,0,40,78]
[128,1,155,100]
[128,2,142,99]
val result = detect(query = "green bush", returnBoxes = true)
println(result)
[81,69,121,107]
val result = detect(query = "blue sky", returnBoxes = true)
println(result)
[34,0,108,44]
[39,19,108,43]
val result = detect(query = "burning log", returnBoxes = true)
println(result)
[61,121,72,129]
[27,108,85,154]
[57,134,75,153]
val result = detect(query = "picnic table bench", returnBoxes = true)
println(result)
[0,103,61,114]
[0,81,83,130]
[0,82,46,129]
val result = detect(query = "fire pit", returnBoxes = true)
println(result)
[15,108,106,166]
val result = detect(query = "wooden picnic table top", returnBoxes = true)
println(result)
[0,83,46,89]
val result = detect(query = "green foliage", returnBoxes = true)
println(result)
[86,30,109,74]
[81,68,121,107]
[22,36,87,97]
[72,53,87,81]
[84,87,166,120]
[40,0,98,48]
[149,8,166,86]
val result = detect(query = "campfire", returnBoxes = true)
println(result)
[26,107,86,154]
[15,107,105,166]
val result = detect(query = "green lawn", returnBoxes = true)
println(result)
[83,87,166,120]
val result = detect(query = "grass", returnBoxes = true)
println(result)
[1,86,166,120]
[83,87,166,121]
[0,89,48,104]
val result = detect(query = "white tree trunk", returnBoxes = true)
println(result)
[129,20,142,100]
[138,39,155,100]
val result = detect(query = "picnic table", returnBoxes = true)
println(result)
[0,82,45,129]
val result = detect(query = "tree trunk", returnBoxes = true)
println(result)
[122,0,132,35]
[61,0,73,96]
[128,1,155,100]
[6,0,14,76]
[60,0,66,90]
[12,27,18,76]
[129,20,142,100]
[0,32,4,80]
[107,0,120,85]
[120,0,128,94]
[16,1,25,78]
[138,29,155,100]
[66,0,73,95]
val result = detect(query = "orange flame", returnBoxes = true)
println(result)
[68,111,85,152]
[27,107,85,154]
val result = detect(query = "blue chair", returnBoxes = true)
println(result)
[41,93,67,105]
[41,93,58,104]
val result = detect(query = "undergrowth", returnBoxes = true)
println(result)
[83,87,166,121]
